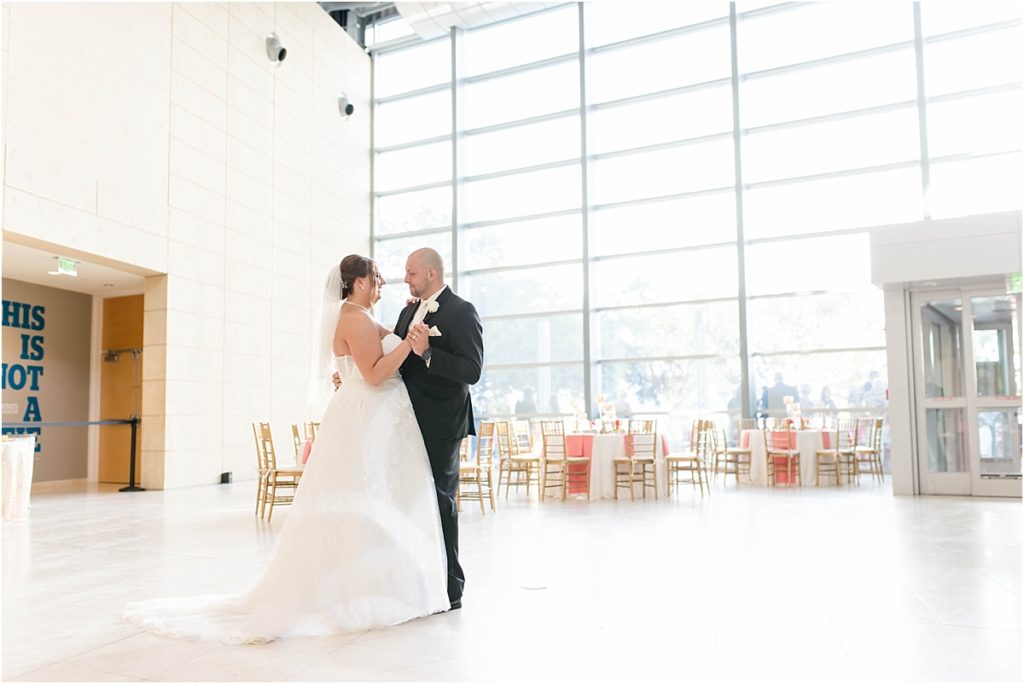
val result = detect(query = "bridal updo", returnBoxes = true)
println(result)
[339,254,374,299]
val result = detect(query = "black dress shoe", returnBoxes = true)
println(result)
[449,600,462,611]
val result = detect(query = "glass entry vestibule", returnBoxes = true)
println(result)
[912,284,1022,497]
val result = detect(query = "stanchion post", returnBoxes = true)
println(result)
[119,416,145,492]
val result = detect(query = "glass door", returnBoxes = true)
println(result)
[912,287,1022,496]
[914,292,970,495]
[968,291,1022,497]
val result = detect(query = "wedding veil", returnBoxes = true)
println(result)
[308,264,343,410]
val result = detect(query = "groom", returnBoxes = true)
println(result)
[396,248,483,611]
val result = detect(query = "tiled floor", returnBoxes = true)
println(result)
[2,478,1020,682]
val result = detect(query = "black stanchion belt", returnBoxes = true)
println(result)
[2,418,144,492]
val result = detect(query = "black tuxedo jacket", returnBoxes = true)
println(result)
[394,287,483,441]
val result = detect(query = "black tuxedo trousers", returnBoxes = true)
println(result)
[394,287,483,604]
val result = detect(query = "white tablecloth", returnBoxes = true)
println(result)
[2,436,36,521]
[569,434,668,500]
[742,430,826,487]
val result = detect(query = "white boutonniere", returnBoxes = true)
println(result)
[425,300,440,314]
[428,325,442,337]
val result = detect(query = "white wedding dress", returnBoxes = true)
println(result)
[124,334,449,644]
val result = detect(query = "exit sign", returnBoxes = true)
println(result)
[56,257,77,277]
[1010,273,1022,294]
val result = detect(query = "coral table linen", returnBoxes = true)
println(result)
[564,434,668,498]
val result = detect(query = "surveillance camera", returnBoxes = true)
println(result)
[338,95,354,118]
[266,33,286,63]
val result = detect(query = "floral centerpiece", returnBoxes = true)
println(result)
[596,394,616,420]
[784,395,801,429]
[569,399,589,432]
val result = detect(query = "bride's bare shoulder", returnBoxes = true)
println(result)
[334,308,379,355]
[337,307,374,329]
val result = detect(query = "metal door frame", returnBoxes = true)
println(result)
[910,283,1021,497]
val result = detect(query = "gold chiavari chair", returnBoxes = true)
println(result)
[540,419,591,500]
[836,422,859,485]
[815,417,857,486]
[511,419,534,453]
[711,423,752,485]
[540,419,567,500]
[303,421,319,441]
[456,436,485,514]
[252,422,304,521]
[496,420,541,499]
[475,421,497,510]
[854,417,885,483]
[495,420,511,493]
[290,423,303,460]
[763,422,800,487]
[613,419,658,500]
[666,419,710,497]
[253,423,268,516]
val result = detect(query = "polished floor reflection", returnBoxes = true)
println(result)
[3,479,1020,682]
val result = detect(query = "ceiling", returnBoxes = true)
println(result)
[319,2,394,17]
[317,2,555,45]
[319,2,398,45]
[2,241,148,298]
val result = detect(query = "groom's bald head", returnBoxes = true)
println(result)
[410,248,444,275]
[405,248,445,298]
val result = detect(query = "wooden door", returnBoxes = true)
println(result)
[98,295,143,483]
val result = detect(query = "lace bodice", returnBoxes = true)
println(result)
[336,333,403,382]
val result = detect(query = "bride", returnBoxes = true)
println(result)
[123,255,450,644]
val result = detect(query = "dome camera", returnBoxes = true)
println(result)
[266,33,286,63]
[338,94,354,118]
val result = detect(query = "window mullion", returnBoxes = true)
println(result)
[579,1,595,420]
[451,27,461,291]
[730,3,753,422]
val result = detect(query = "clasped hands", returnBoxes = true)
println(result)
[406,322,431,356]
[330,322,433,391]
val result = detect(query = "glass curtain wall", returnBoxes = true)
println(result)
[738,3,916,424]
[370,2,1023,447]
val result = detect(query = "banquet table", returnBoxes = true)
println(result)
[741,429,832,487]
[564,433,670,499]
[2,435,36,522]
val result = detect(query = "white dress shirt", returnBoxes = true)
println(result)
[412,285,446,327]
[411,285,446,367]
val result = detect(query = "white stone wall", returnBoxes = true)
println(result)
[2,3,371,488]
